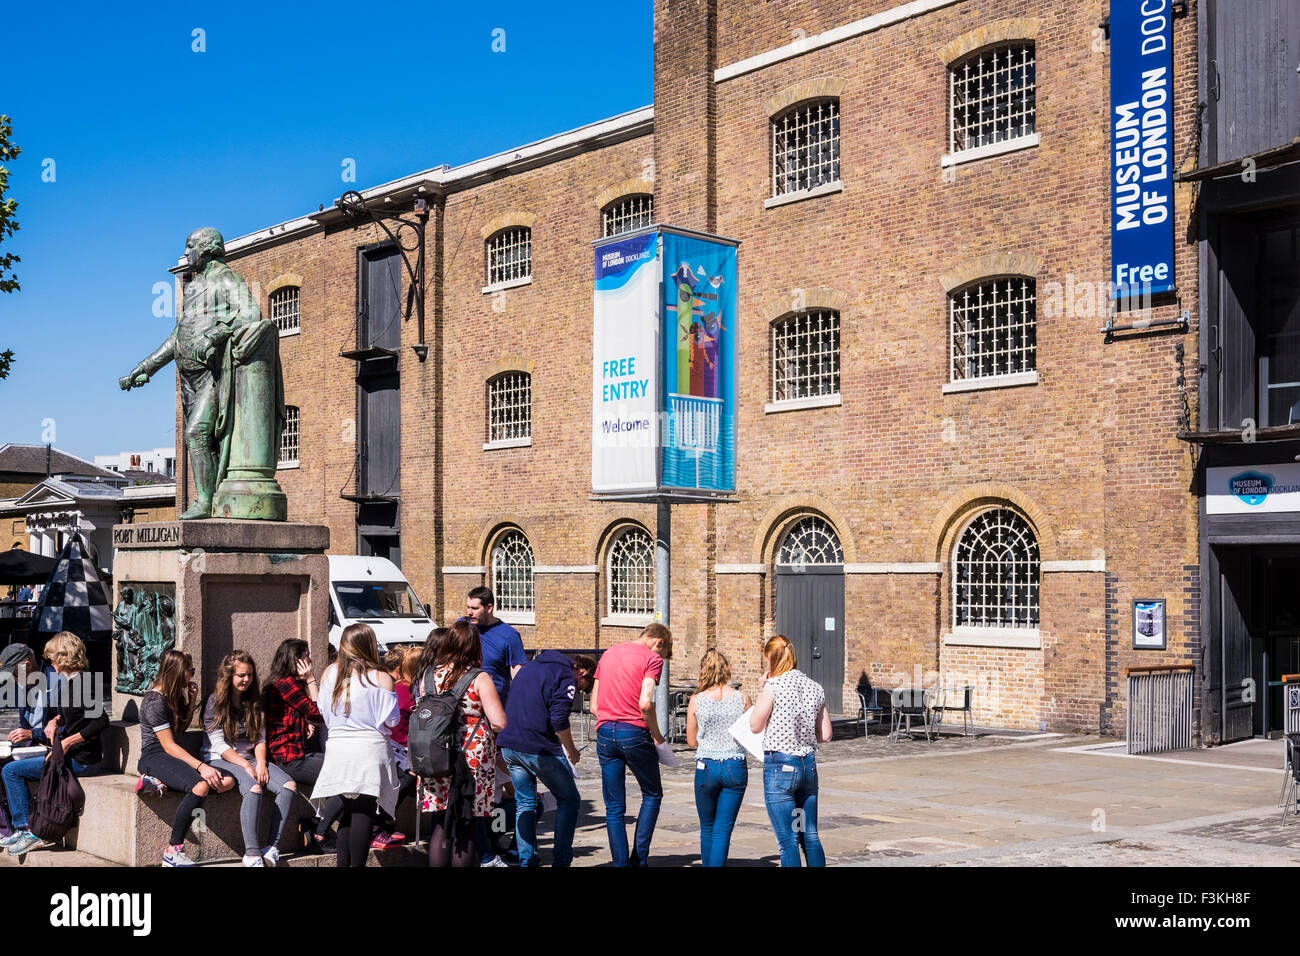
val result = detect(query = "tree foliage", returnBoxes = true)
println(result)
[0,114,18,379]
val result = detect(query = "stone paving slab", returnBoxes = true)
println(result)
[1,725,1294,867]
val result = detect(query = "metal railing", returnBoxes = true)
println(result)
[1126,665,1195,754]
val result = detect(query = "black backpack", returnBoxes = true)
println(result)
[29,729,85,844]
[408,666,483,779]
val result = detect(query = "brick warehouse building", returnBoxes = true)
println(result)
[163,0,1206,733]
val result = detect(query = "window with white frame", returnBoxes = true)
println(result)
[949,43,1036,154]
[608,527,654,616]
[602,195,654,237]
[486,228,532,286]
[491,529,535,614]
[279,406,299,465]
[772,311,840,402]
[487,372,531,444]
[270,286,300,333]
[949,277,1036,381]
[772,99,840,197]
[777,516,843,566]
[953,508,1040,629]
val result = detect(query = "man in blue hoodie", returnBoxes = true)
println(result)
[498,651,596,867]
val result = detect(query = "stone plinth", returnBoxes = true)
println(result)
[108,519,330,741]
[81,519,332,866]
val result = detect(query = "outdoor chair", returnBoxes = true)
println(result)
[856,688,887,737]
[931,685,974,737]
[1282,734,1300,823]
[668,690,691,743]
[889,688,933,742]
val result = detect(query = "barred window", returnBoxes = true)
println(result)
[270,286,300,333]
[279,406,299,465]
[949,44,1036,153]
[487,228,531,286]
[772,311,840,402]
[772,99,840,197]
[491,529,535,614]
[608,527,654,616]
[487,372,531,444]
[602,195,654,237]
[777,516,843,566]
[954,508,1040,628]
[949,278,1036,381]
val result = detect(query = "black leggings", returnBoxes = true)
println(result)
[428,811,478,868]
[138,750,208,847]
[337,795,377,868]
[279,753,345,838]
[377,772,418,829]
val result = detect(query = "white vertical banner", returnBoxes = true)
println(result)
[592,232,660,492]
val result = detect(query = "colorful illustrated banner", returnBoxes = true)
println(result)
[660,231,736,493]
[592,232,660,493]
[1109,0,1175,300]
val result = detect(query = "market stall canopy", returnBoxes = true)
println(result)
[0,548,59,584]
[32,534,112,643]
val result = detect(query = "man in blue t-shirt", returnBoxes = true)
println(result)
[465,586,525,705]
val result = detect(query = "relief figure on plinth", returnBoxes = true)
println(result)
[113,585,176,695]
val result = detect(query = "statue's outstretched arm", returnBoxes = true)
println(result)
[120,332,176,390]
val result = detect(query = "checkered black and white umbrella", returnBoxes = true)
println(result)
[32,533,112,644]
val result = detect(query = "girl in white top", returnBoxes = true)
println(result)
[311,623,401,868]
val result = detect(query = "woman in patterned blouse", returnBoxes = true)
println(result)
[749,635,832,867]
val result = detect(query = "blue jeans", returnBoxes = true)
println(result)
[502,748,581,867]
[694,757,747,867]
[763,752,825,867]
[597,722,662,867]
[3,755,95,830]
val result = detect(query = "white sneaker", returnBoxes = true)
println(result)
[482,855,509,868]
[242,854,264,867]
[261,845,280,867]
[162,844,197,867]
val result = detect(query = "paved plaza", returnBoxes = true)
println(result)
[4,720,1296,867]
[557,729,1299,868]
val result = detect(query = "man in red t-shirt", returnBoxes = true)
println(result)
[591,623,672,867]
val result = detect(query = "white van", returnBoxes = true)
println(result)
[327,555,434,652]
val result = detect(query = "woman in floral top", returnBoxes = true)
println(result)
[413,620,506,867]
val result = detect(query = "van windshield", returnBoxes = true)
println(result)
[334,581,425,619]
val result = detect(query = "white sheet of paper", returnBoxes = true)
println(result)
[654,740,681,767]
[729,708,765,760]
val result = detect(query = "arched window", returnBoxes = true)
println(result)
[772,98,840,197]
[279,406,300,466]
[949,43,1036,153]
[608,526,654,616]
[949,277,1036,381]
[270,285,300,334]
[772,310,840,402]
[491,529,535,614]
[486,227,532,286]
[953,508,1040,628]
[777,515,843,566]
[487,371,531,444]
[602,194,654,237]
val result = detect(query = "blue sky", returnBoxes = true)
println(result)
[1,1,652,462]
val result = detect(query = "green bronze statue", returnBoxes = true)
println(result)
[120,228,288,520]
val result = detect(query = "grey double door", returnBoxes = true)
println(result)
[775,564,845,713]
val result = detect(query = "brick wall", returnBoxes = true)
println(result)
[178,0,1202,729]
